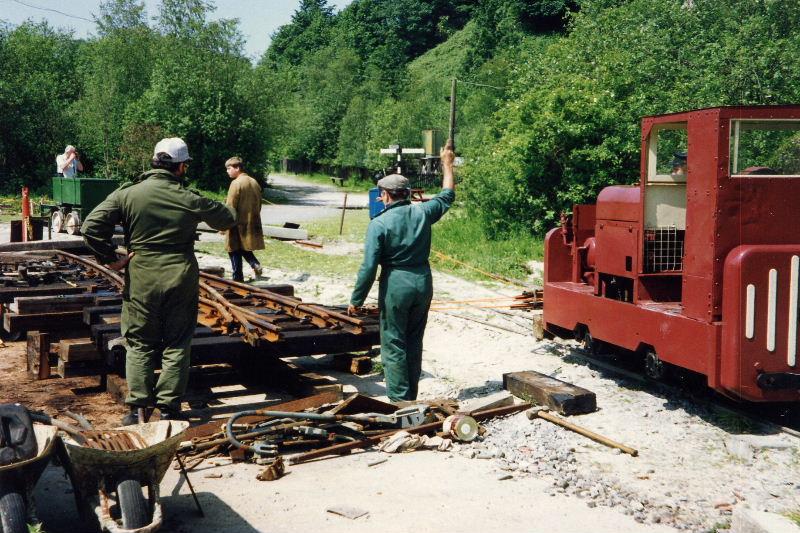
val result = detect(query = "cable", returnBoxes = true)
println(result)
[431,249,531,288]
[456,78,508,91]
[8,0,95,22]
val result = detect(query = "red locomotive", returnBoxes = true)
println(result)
[543,106,800,402]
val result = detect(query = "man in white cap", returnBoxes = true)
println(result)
[82,137,237,425]
[348,144,456,402]
[55,145,83,177]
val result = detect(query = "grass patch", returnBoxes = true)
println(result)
[307,210,370,242]
[195,187,227,202]
[289,172,375,193]
[195,202,543,288]
[196,239,362,278]
[431,208,543,284]
[786,510,800,526]
[0,194,22,222]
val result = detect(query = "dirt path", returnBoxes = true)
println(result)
[198,173,370,244]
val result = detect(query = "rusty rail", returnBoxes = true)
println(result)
[56,250,124,288]
[200,273,367,334]
[51,251,370,346]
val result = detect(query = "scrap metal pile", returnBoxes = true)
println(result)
[0,250,379,385]
[177,391,532,480]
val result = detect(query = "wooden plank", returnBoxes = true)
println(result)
[0,285,90,303]
[26,331,51,380]
[503,370,597,416]
[458,391,514,415]
[329,353,373,375]
[56,358,104,378]
[91,324,217,345]
[83,305,122,325]
[58,338,102,362]
[263,226,308,241]
[11,293,120,314]
[247,282,295,297]
[0,235,124,253]
[3,311,87,333]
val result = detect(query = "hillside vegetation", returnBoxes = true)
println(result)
[2,0,800,237]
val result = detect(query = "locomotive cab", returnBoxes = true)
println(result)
[544,106,800,402]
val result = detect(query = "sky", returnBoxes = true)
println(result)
[0,0,353,61]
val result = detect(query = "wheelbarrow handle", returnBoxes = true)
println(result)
[30,412,88,445]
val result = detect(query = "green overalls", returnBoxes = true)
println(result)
[350,188,455,401]
[82,169,236,410]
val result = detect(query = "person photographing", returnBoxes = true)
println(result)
[56,145,84,177]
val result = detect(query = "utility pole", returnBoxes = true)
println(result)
[448,78,457,150]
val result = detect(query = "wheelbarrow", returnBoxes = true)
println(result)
[59,420,189,532]
[0,423,59,533]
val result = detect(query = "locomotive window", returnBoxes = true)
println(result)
[730,120,800,177]
[647,123,688,183]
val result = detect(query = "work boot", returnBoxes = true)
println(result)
[120,406,139,426]
[253,264,263,278]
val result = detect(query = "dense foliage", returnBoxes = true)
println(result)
[2,0,800,236]
[0,0,264,191]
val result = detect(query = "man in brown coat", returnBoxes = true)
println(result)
[225,157,265,281]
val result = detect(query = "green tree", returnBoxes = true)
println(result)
[74,0,155,178]
[126,0,263,189]
[0,22,81,191]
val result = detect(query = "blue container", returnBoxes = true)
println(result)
[368,187,384,219]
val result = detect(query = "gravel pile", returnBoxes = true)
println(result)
[458,411,799,532]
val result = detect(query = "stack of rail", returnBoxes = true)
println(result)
[0,250,379,394]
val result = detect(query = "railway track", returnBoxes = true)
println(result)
[0,249,380,387]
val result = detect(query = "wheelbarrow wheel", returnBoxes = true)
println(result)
[117,479,149,529]
[0,488,28,533]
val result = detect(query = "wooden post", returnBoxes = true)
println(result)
[448,78,457,151]
[339,193,348,236]
[26,331,51,380]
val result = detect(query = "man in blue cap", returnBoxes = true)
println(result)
[348,145,456,402]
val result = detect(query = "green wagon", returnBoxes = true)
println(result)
[40,176,119,235]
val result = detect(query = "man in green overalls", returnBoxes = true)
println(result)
[82,138,236,425]
[348,146,456,402]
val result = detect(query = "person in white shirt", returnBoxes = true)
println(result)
[56,145,84,177]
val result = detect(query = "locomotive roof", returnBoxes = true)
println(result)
[643,105,800,121]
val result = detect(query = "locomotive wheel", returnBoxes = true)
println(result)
[65,211,81,235]
[117,479,150,530]
[644,349,666,380]
[51,210,65,234]
[580,329,601,355]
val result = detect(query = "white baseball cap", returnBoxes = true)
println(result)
[153,137,192,163]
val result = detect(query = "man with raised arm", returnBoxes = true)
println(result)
[348,144,456,402]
